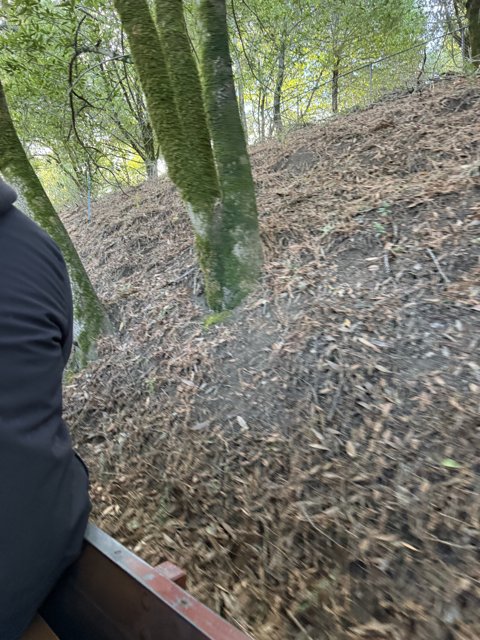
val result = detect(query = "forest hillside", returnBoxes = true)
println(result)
[63,75,480,640]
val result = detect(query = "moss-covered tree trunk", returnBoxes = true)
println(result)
[114,0,225,308]
[153,0,226,307]
[112,0,186,190]
[0,79,108,365]
[467,0,480,67]
[114,0,262,310]
[154,0,217,192]
[198,0,263,309]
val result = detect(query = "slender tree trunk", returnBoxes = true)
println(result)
[445,0,470,59]
[0,79,108,365]
[273,38,286,135]
[145,158,158,179]
[113,0,189,195]
[236,71,248,136]
[154,0,219,197]
[139,117,158,179]
[232,47,248,135]
[198,0,263,309]
[467,0,480,67]
[260,92,266,141]
[52,149,84,194]
[301,72,324,120]
[65,145,89,195]
[332,65,339,114]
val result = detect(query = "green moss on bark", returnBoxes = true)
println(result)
[113,0,186,189]
[154,0,219,210]
[115,0,227,310]
[198,0,263,308]
[194,220,223,311]
[115,0,220,216]
[115,0,262,311]
[0,79,108,366]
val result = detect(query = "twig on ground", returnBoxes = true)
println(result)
[299,504,350,550]
[327,373,345,421]
[384,252,391,274]
[286,609,315,640]
[426,248,450,284]
[165,267,195,287]
[392,222,399,243]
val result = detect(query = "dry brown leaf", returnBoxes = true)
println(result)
[346,441,357,458]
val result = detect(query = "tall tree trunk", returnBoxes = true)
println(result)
[273,38,286,135]
[154,0,229,307]
[260,92,266,141]
[145,158,158,179]
[113,0,191,196]
[232,46,248,135]
[332,65,339,114]
[445,0,471,59]
[0,79,108,366]
[139,117,158,179]
[114,0,225,308]
[467,0,480,67]
[154,0,219,197]
[198,0,263,309]
[115,0,262,310]
[236,69,248,136]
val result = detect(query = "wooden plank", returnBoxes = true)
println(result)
[21,616,59,640]
[41,524,251,640]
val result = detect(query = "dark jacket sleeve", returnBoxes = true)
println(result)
[0,201,90,639]
[61,260,74,366]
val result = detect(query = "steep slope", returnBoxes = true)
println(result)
[62,75,480,640]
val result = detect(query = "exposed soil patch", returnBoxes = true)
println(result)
[63,75,480,640]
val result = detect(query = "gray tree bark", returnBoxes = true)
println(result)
[273,38,286,134]
[332,65,340,114]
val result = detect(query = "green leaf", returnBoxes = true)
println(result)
[441,458,462,469]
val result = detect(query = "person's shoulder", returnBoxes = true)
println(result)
[5,205,65,265]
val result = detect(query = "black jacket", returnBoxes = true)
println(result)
[0,179,90,639]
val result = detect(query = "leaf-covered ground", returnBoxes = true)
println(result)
[63,75,480,640]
